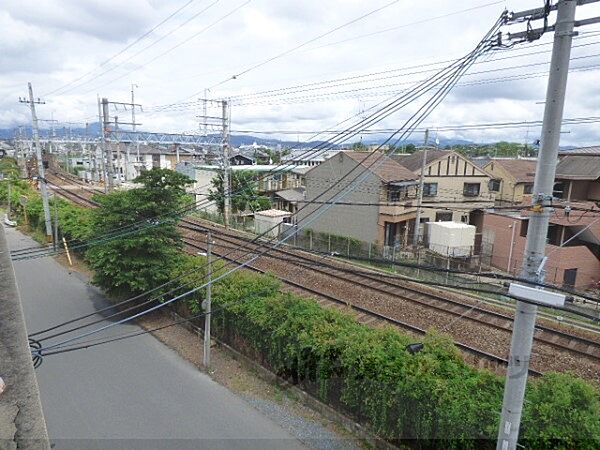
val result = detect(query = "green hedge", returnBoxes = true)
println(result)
[183,268,600,449]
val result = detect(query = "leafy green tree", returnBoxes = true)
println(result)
[208,169,270,214]
[350,141,368,151]
[85,168,192,296]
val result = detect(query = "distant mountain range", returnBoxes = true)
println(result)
[2,123,583,149]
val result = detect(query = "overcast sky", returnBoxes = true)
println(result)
[1,0,599,145]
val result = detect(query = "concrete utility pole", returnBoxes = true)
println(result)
[114,116,122,186]
[412,129,429,247]
[222,100,231,228]
[203,88,209,137]
[97,96,106,188]
[131,83,139,180]
[20,83,53,241]
[497,2,582,449]
[203,231,213,368]
[101,98,114,192]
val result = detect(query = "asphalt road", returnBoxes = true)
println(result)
[7,227,306,450]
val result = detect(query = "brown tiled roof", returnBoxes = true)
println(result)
[555,156,600,180]
[490,159,537,183]
[390,149,450,172]
[558,145,600,156]
[344,151,417,183]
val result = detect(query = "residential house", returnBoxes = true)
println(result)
[282,149,341,167]
[554,154,600,202]
[298,151,418,247]
[229,151,255,166]
[483,158,537,204]
[391,149,495,233]
[273,187,305,214]
[482,149,600,290]
[482,209,600,289]
[176,162,307,213]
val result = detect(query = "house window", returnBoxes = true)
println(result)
[553,182,565,199]
[523,183,533,194]
[435,211,453,222]
[423,182,438,197]
[388,186,408,202]
[463,183,480,197]
[489,179,501,192]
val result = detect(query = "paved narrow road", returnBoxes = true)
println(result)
[7,227,306,450]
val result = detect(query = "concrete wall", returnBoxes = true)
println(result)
[482,212,600,289]
[0,227,50,449]
[298,153,382,244]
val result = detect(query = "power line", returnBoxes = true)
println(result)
[43,0,202,97]
[35,12,506,354]
[207,0,403,90]
[79,1,251,97]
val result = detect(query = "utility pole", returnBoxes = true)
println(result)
[101,98,114,192]
[203,231,213,368]
[496,2,595,449]
[20,83,53,241]
[222,100,231,228]
[7,181,11,221]
[97,96,106,188]
[52,193,59,252]
[114,116,122,186]
[203,88,208,137]
[412,129,429,247]
[131,83,139,180]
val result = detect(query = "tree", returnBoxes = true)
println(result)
[350,141,368,152]
[208,169,270,215]
[85,168,192,297]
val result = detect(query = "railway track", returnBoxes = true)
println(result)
[43,174,599,377]
[180,232,540,375]
[179,218,600,371]
[46,171,103,208]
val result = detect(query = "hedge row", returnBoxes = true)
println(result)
[185,268,600,450]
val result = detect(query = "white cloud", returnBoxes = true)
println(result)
[1,0,600,147]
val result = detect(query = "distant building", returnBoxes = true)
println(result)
[483,158,537,205]
[298,151,418,246]
[176,162,307,213]
[282,149,341,167]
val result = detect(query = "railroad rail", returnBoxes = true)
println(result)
[41,173,599,378]
[179,218,600,370]
[181,233,541,376]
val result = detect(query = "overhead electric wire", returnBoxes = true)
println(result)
[150,32,600,112]
[78,0,252,97]
[54,0,221,97]
[36,11,505,355]
[43,0,202,97]
[16,34,505,262]
[208,0,402,90]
